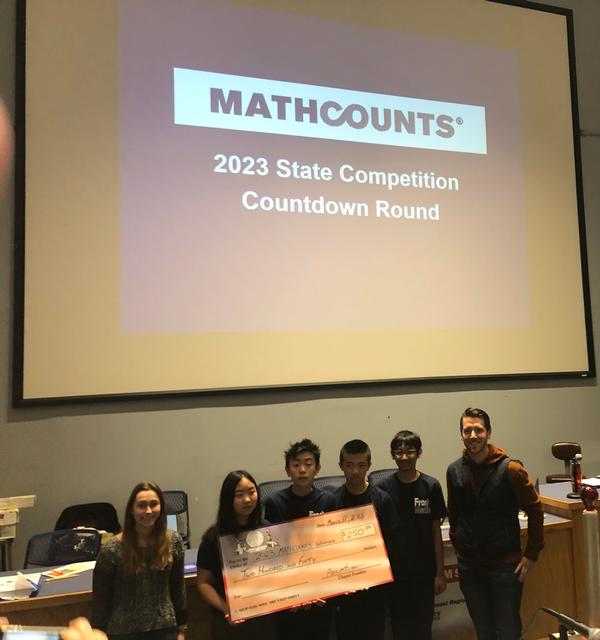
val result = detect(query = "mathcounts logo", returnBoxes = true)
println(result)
[174,68,487,154]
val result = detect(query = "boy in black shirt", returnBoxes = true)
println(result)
[333,439,399,640]
[263,438,336,640]
[377,430,447,640]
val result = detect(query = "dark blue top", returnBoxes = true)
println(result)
[377,472,447,580]
[332,484,400,549]
[263,486,337,523]
[196,520,271,602]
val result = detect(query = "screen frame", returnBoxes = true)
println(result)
[11,0,595,406]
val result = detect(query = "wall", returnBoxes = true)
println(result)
[1,0,599,568]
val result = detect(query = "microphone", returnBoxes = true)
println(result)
[542,607,600,640]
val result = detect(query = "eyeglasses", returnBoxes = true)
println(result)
[392,449,418,459]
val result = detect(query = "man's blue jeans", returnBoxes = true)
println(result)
[458,562,523,640]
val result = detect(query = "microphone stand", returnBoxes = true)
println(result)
[558,624,569,640]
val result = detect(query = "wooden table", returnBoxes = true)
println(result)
[0,549,211,640]
[0,573,211,639]
[539,481,600,623]
[437,514,576,640]
[0,516,577,640]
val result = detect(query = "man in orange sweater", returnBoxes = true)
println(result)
[446,407,544,640]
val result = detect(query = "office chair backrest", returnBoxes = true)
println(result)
[163,490,191,549]
[258,475,352,499]
[257,479,291,501]
[314,475,346,493]
[368,468,397,486]
[55,502,121,534]
[552,442,581,469]
[545,442,582,484]
[24,528,102,568]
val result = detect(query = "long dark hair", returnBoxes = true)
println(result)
[122,481,171,573]
[216,470,262,535]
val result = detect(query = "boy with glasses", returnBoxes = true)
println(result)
[377,430,447,640]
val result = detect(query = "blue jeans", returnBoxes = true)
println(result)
[458,562,523,640]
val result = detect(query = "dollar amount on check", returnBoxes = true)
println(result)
[219,504,393,622]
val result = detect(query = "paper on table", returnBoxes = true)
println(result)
[583,478,600,487]
[0,573,35,599]
[42,560,96,579]
[20,571,42,586]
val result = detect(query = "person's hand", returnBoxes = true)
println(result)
[1,616,106,640]
[434,575,447,595]
[61,618,107,640]
[176,632,185,640]
[514,557,535,583]
[224,612,245,626]
[291,598,326,611]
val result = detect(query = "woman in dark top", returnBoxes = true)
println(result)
[196,470,275,640]
[92,482,186,640]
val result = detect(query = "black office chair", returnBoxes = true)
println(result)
[55,502,121,534]
[314,475,346,493]
[24,528,102,568]
[259,475,347,498]
[368,468,397,486]
[546,442,582,484]
[164,490,191,549]
[257,479,291,501]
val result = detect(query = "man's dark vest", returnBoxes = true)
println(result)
[448,457,521,562]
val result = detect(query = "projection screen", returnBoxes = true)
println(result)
[14,0,594,402]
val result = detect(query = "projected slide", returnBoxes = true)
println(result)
[17,0,592,400]
[119,0,527,333]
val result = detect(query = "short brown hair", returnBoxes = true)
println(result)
[460,407,491,431]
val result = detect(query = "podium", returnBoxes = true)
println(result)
[539,482,600,623]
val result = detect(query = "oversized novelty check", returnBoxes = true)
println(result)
[219,504,393,622]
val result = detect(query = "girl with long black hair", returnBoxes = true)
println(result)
[196,470,275,640]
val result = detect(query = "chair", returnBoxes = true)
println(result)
[368,468,397,486]
[259,475,347,498]
[24,528,102,568]
[546,442,582,484]
[258,476,345,517]
[314,475,346,493]
[55,502,121,534]
[164,491,191,549]
[257,479,291,501]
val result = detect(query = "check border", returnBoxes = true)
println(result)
[219,504,393,622]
